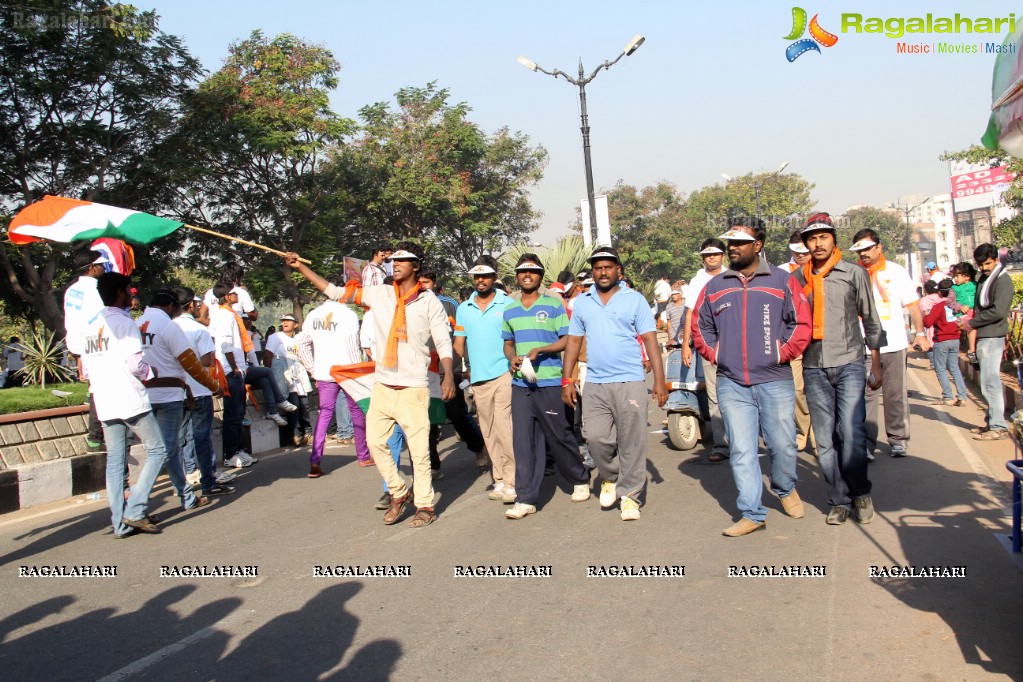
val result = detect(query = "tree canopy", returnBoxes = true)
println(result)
[0,0,202,333]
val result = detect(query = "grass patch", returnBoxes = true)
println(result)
[0,382,89,415]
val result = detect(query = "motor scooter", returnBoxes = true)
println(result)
[662,346,710,450]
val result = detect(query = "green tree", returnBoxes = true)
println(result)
[844,206,909,258]
[0,1,201,333]
[604,181,691,283]
[939,144,1023,248]
[175,30,357,318]
[345,82,547,273]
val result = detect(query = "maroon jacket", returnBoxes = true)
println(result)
[923,299,960,343]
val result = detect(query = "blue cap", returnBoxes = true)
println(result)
[926,261,937,270]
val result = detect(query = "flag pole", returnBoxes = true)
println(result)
[183,223,312,264]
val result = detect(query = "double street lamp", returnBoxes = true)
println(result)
[518,35,646,241]
[721,161,789,224]
[890,196,930,279]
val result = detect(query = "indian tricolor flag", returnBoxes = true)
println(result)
[331,358,446,424]
[7,195,182,245]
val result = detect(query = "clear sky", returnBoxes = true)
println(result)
[139,0,1015,242]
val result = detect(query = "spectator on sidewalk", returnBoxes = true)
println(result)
[264,314,313,447]
[923,279,969,407]
[952,262,979,365]
[964,244,1013,440]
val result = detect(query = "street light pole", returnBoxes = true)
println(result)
[889,196,930,280]
[721,161,789,224]
[518,35,645,245]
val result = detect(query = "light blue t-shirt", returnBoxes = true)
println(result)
[455,290,512,383]
[568,286,655,383]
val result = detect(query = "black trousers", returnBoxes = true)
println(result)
[429,380,485,469]
[512,385,588,505]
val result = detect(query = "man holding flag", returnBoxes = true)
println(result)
[284,244,455,528]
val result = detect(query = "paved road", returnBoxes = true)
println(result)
[2,356,1022,681]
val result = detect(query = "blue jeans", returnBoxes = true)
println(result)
[103,410,168,534]
[179,395,217,491]
[245,365,284,414]
[717,376,798,523]
[932,339,967,400]
[803,363,871,508]
[977,337,1007,431]
[151,401,198,508]
[223,371,246,457]
[335,390,354,439]
[383,424,406,492]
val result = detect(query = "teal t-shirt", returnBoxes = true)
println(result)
[951,280,976,315]
[502,294,569,388]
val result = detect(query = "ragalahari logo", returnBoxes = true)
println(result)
[784,7,838,62]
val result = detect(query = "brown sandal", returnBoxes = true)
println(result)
[383,490,411,525]
[409,507,437,528]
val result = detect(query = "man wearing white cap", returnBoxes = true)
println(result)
[693,219,811,536]
[283,243,455,528]
[850,228,930,459]
[562,246,667,521]
[502,253,591,519]
[784,229,815,451]
[63,249,109,450]
[454,255,517,503]
[682,237,729,462]
[264,314,313,446]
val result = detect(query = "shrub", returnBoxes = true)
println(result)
[15,328,75,390]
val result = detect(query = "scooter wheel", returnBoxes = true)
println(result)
[667,413,700,450]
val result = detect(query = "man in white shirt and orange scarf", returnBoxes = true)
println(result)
[284,243,455,528]
[850,228,930,460]
[793,214,885,526]
[784,230,814,452]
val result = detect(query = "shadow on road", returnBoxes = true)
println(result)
[0,582,403,681]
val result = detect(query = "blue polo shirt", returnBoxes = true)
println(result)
[568,286,655,383]
[455,290,512,383]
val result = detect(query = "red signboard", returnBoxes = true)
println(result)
[950,165,1014,199]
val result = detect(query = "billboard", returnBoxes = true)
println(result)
[949,162,1014,211]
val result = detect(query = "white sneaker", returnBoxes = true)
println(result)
[621,496,641,521]
[505,502,536,519]
[224,454,252,469]
[487,482,505,500]
[236,450,258,465]
[269,413,288,427]
[277,400,298,413]
[215,469,238,483]
[599,480,617,509]
[502,487,517,504]
[185,470,201,487]
[571,483,591,502]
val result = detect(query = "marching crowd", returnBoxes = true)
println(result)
[59,213,1015,537]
